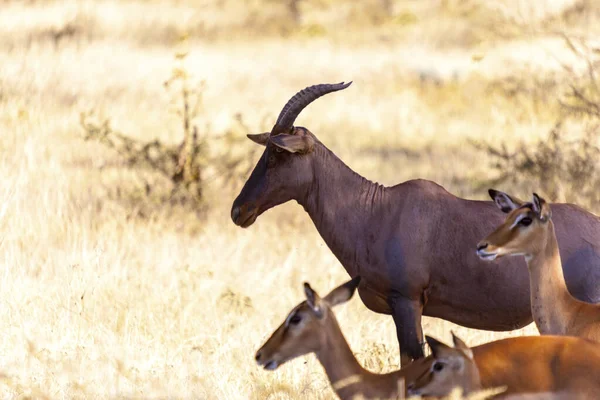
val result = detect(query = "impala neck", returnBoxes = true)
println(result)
[298,143,387,276]
[316,314,370,400]
[525,221,577,334]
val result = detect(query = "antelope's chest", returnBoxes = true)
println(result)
[357,283,392,314]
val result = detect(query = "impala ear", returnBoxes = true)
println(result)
[270,133,315,154]
[451,331,474,360]
[488,189,524,213]
[532,193,551,222]
[426,336,452,359]
[324,276,361,307]
[247,132,270,146]
[304,282,324,318]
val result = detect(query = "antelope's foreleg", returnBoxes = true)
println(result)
[389,296,425,367]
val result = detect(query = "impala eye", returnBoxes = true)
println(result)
[519,217,533,226]
[432,362,444,372]
[289,315,302,325]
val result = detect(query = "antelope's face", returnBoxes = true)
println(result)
[255,301,323,370]
[477,207,540,260]
[255,276,361,371]
[408,334,480,397]
[231,127,317,228]
[477,190,552,261]
[230,81,352,228]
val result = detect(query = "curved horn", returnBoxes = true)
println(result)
[271,82,352,135]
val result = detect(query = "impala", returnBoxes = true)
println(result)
[255,276,433,400]
[256,277,600,399]
[409,334,600,399]
[407,334,480,398]
[477,192,600,341]
[232,82,600,365]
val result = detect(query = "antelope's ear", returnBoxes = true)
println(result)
[488,189,524,213]
[270,134,315,154]
[451,331,474,361]
[246,132,270,146]
[304,282,324,318]
[324,276,361,307]
[426,336,452,359]
[532,193,552,222]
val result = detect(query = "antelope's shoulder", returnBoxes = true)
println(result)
[392,179,453,197]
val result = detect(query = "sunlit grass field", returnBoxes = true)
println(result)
[1,0,599,398]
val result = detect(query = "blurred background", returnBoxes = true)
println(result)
[0,0,599,398]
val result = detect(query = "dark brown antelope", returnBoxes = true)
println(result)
[477,193,600,341]
[409,334,600,399]
[231,82,600,366]
[256,277,600,399]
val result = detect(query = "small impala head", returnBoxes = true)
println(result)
[230,82,352,227]
[255,276,361,370]
[477,190,552,261]
[407,332,480,397]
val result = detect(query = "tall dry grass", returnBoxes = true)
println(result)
[1,0,599,398]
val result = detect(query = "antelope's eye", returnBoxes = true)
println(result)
[289,315,302,325]
[275,147,284,153]
[433,362,444,372]
[519,217,533,226]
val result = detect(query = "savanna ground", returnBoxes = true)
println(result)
[1,0,600,398]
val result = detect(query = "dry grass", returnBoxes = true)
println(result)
[1,0,599,398]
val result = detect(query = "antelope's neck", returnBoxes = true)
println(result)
[316,316,371,400]
[298,145,387,277]
[526,221,577,334]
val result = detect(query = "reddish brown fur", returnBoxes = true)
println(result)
[413,335,600,398]
[477,336,600,398]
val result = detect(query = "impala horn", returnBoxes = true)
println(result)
[270,82,352,136]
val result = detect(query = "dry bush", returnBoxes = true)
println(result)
[474,34,600,210]
[80,42,259,213]
[559,35,600,120]
[473,124,600,209]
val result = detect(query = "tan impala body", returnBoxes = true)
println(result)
[254,277,600,399]
[477,191,600,341]
[255,277,431,400]
[410,334,600,399]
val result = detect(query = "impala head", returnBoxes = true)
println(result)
[477,190,552,261]
[255,276,361,370]
[230,82,352,227]
[408,333,480,397]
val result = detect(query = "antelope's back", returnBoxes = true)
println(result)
[474,336,600,395]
